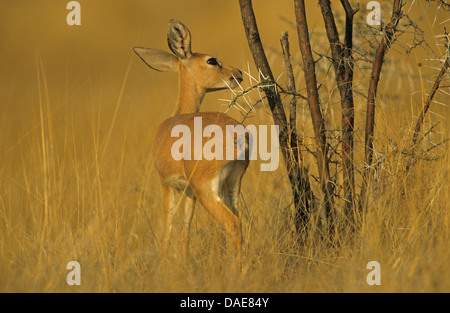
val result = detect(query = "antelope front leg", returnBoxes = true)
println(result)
[182,196,196,262]
[162,185,176,255]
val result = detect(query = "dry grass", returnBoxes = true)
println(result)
[0,0,448,292]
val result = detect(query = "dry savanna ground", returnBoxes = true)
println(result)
[0,0,448,292]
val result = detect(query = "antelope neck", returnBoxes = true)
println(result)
[171,66,205,116]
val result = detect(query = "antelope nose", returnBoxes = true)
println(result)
[235,69,243,83]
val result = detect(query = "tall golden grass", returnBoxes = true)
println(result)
[0,0,448,292]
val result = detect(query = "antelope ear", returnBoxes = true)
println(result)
[133,47,178,72]
[167,19,192,59]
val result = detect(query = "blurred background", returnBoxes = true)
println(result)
[0,0,448,292]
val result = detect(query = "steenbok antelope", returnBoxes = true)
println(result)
[133,19,247,270]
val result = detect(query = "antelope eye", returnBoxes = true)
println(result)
[206,57,219,66]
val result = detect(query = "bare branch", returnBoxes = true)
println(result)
[318,0,357,211]
[364,0,403,183]
[294,0,334,225]
[239,0,314,233]
[238,0,290,168]
[280,31,314,232]
[280,32,298,146]
[412,56,450,145]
